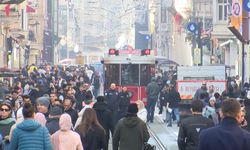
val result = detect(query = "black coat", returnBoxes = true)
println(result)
[159,90,168,107]
[198,117,250,150]
[45,117,60,135]
[105,89,119,111]
[76,125,106,150]
[65,108,78,126]
[178,114,214,150]
[167,89,181,108]
[93,101,114,140]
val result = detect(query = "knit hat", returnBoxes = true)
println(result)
[59,114,72,131]
[37,97,50,108]
[209,97,216,102]
[127,103,138,114]
[49,106,63,116]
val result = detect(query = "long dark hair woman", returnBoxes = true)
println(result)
[0,101,15,149]
[75,108,107,150]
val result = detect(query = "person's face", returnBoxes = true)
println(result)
[63,99,72,110]
[209,100,216,107]
[12,93,18,99]
[23,98,31,104]
[0,105,11,119]
[50,94,57,103]
[122,87,127,92]
[110,83,116,90]
[201,84,207,89]
[236,110,245,124]
[36,103,48,114]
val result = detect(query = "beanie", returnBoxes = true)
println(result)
[37,97,50,108]
[50,106,63,116]
[127,103,138,114]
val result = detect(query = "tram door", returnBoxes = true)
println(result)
[104,63,155,103]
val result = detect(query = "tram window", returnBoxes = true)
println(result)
[140,64,155,86]
[121,64,139,86]
[104,64,119,89]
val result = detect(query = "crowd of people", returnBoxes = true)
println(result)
[1,63,250,150]
[0,64,149,150]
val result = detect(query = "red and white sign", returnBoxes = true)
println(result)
[176,80,227,100]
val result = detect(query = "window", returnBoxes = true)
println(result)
[121,64,139,86]
[218,0,229,21]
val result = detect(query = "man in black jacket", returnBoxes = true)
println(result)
[63,98,78,126]
[178,100,214,150]
[198,99,250,150]
[93,96,113,150]
[118,86,132,119]
[166,85,181,126]
[105,83,120,129]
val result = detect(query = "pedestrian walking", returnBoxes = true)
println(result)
[146,77,160,123]
[113,103,150,150]
[178,100,214,150]
[51,114,83,150]
[198,99,250,150]
[75,108,106,150]
[9,103,52,150]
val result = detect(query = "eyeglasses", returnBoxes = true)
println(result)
[0,108,10,112]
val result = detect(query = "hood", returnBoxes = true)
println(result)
[17,119,41,131]
[123,116,140,128]
[0,118,15,125]
[93,102,108,112]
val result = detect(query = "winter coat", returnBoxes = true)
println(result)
[45,117,60,135]
[198,117,250,150]
[52,130,83,150]
[137,108,147,122]
[74,105,92,129]
[113,114,150,150]
[118,91,131,118]
[178,114,214,150]
[146,81,160,99]
[9,119,52,150]
[105,89,119,111]
[202,106,219,125]
[0,117,15,137]
[65,108,78,126]
[93,101,114,138]
[167,89,181,108]
[76,125,106,150]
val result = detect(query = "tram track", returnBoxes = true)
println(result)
[146,114,179,150]
[147,123,167,150]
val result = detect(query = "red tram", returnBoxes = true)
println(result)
[103,54,156,103]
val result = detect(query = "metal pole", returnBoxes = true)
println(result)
[242,43,245,89]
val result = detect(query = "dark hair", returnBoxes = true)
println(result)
[214,92,220,99]
[22,103,35,118]
[76,108,105,136]
[191,100,204,112]
[221,99,241,118]
[85,91,93,100]
[96,96,104,102]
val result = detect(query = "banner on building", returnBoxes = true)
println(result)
[176,80,227,99]
[26,0,38,13]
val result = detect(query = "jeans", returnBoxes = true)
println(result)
[146,98,157,122]
[166,107,180,126]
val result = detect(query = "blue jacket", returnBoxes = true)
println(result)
[198,117,250,150]
[9,119,52,150]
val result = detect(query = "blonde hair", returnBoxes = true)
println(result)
[136,100,145,111]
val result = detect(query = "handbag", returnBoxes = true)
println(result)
[139,123,156,150]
